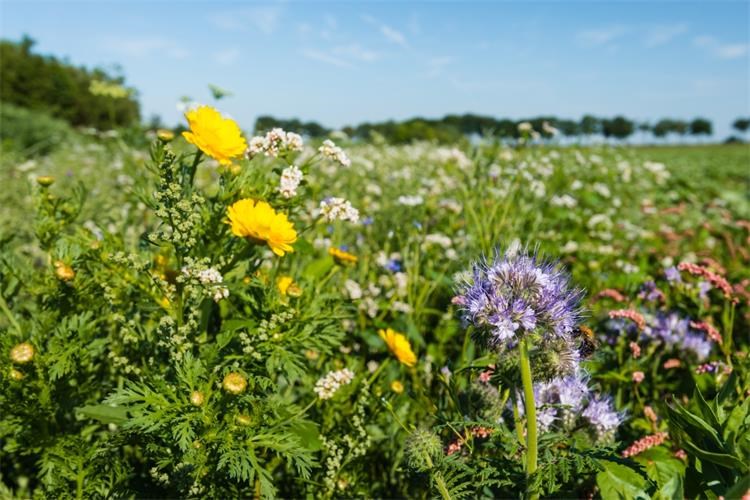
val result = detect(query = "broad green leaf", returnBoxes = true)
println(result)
[596,460,650,500]
[682,440,746,470]
[667,402,722,450]
[654,474,683,500]
[694,386,720,429]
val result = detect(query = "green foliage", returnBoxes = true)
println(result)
[0,102,74,155]
[0,105,748,498]
[0,36,140,129]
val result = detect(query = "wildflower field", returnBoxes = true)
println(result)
[1,107,749,499]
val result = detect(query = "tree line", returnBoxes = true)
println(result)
[255,113,750,144]
[0,36,140,129]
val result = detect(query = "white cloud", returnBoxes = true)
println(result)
[210,5,283,34]
[362,15,409,47]
[643,23,688,47]
[301,48,352,68]
[577,26,629,46]
[381,25,407,47]
[694,35,749,60]
[103,36,187,59]
[214,48,241,66]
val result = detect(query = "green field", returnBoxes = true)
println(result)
[1,118,749,498]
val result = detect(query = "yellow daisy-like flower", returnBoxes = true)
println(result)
[378,328,417,367]
[227,199,297,256]
[390,380,405,394]
[182,106,247,166]
[277,276,302,297]
[328,247,358,264]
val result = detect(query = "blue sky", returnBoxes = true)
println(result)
[2,1,749,138]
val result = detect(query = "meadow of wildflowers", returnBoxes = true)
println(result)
[0,107,748,499]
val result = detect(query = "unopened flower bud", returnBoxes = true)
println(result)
[156,129,174,142]
[235,414,252,426]
[222,372,247,394]
[10,342,35,364]
[54,261,75,281]
[190,390,205,406]
[36,176,55,187]
[390,380,404,394]
[9,368,24,380]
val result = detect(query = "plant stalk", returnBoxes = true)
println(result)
[519,336,538,500]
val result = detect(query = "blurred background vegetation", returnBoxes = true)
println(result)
[1,34,749,156]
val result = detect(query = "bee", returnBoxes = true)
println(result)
[572,325,598,358]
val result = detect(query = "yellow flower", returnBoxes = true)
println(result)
[329,247,358,264]
[189,390,205,406]
[227,199,297,256]
[378,328,417,367]
[53,260,75,282]
[390,380,404,394]
[277,276,302,297]
[182,106,247,166]
[222,372,247,394]
[10,342,35,364]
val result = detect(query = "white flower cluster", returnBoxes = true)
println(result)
[318,139,351,167]
[183,266,229,302]
[319,197,359,223]
[247,128,303,158]
[279,165,303,198]
[397,195,424,207]
[550,194,578,208]
[314,368,355,400]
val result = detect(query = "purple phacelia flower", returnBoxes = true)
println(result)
[646,311,712,361]
[515,373,622,441]
[664,266,682,284]
[582,397,623,440]
[456,246,582,349]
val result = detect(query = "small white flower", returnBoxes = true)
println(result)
[397,195,424,206]
[314,368,355,400]
[319,197,359,223]
[279,165,303,198]
[318,139,351,167]
[344,280,363,300]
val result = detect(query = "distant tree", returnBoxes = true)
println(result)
[733,118,750,134]
[0,36,140,129]
[602,116,634,142]
[557,119,581,138]
[580,115,601,138]
[672,120,689,142]
[653,119,673,141]
[689,118,712,140]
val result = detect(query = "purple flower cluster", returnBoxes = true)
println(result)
[457,247,583,348]
[516,373,623,442]
[646,312,712,361]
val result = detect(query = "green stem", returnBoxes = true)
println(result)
[519,337,538,500]
[0,293,22,334]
